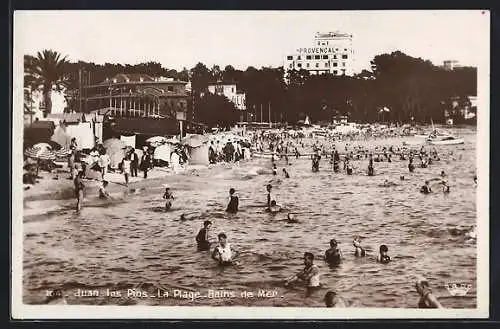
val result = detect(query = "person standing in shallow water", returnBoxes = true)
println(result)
[163,187,174,211]
[226,188,239,214]
[74,170,85,212]
[324,239,343,265]
[121,155,131,186]
[196,220,212,251]
[377,245,391,264]
[285,252,321,293]
[212,232,237,265]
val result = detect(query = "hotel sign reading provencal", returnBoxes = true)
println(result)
[296,48,341,54]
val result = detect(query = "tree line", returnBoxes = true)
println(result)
[24,50,476,126]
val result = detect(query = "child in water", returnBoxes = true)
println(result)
[353,236,366,257]
[163,186,174,211]
[377,245,391,264]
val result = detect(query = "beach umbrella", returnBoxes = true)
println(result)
[24,146,56,161]
[32,142,52,150]
[54,147,71,158]
[146,136,168,147]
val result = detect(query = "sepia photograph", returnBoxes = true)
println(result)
[12,10,489,319]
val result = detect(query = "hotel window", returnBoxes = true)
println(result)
[314,55,320,60]
[342,54,348,59]
[297,63,302,68]
[342,62,346,67]
[325,62,330,68]
[306,55,312,60]
[316,63,319,68]
[167,86,174,92]
[297,56,301,60]
[344,48,347,51]
[322,55,328,59]
[333,70,338,75]
[333,62,338,67]
[335,48,339,51]
[289,64,293,68]
[287,56,293,60]
[306,63,310,68]
[333,55,337,59]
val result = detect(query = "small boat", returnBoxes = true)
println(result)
[428,136,465,145]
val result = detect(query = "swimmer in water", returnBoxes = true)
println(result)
[196,220,212,251]
[440,170,447,178]
[382,179,397,187]
[163,187,174,211]
[441,181,450,193]
[400,175,405,181]
[324,239,343,265]
[283,168,290,178]
[324,290,349,308]
[286,213,298,223]
[377,245,391,264]
[420,181,432,194]
[415,277,443,308]
[211,232,236,266]
[226,188,239,214]
[266,184,275,209]
[98,180,112,200]
[353,236,366,257]
[272,163,278,176]
[346,161,353,175]
[408,159,415,173]
[285,252,320,291]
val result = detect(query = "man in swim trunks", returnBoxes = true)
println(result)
[283,168,290,178]
[324,239,343,265]
[74,170,85,212]
[285,252,320,290]
[226,188,239,214]
[196,220,212,251]
[212,232,236,265]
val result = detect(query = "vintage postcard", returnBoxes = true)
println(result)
[12,10,490,319]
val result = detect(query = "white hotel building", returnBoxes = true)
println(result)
[284,32,354,77]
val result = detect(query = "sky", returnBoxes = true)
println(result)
[14,10,489,74]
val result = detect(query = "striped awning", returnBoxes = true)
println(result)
[24,147,56,160]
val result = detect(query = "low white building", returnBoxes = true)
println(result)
[207,83,246,111]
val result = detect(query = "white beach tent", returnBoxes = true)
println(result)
[154,144,172,163]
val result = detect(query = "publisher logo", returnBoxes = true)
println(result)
[445,283,472,296]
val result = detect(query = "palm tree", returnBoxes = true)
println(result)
[24,50,70,116]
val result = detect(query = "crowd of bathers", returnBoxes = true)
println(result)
[187,132,476,308]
